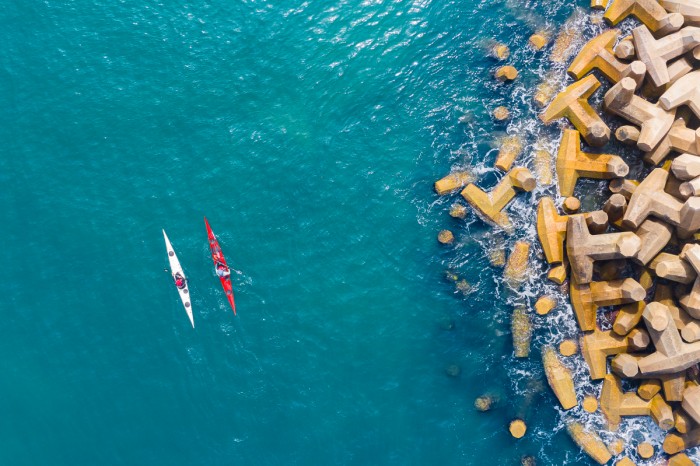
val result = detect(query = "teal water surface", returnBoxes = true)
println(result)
[0,0,609,464]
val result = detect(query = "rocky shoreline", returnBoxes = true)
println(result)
[436,1,700,464]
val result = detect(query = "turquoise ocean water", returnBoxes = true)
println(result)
[1,0,664,464]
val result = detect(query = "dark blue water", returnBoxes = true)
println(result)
[4,0,680,464]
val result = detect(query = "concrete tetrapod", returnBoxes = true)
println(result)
[568,29,646,87]
[566,422,612,465]
[542,346,577,410]
[638,302,700,375]
[654,253,697,284]
[600,373,674,431]
[645,113,700,165]
[566,214,641,284]
[664,427,700,454]
[681,384,700,424]
[632,219,674,265]
[622,168,700,232]
[678,244,700,317]
[461,167,536,233]
[632,25,700,88]
[434,171,476,195]
[556,129,629,197]
[570,278,646,332]
[494,135,523,172]
[605,0,684,35]
[661,0,700,26]
[660,70,700,119]
[512,308,532,358]
[540,74,610,147]
[504,241,530,289]
[604,77,676,152]
[582,328,650,380]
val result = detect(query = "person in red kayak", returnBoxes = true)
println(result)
[215,262,231,278]
[174,273,186,289]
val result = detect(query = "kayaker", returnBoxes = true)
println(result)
[174,273,186,289]
[216,262,230,278]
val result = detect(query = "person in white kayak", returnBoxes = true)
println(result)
[174,272,187,289]
[215,262,231,278]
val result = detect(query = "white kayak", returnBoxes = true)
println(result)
[163,229,194,328]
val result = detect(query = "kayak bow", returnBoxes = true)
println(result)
[163,229,195,328]
[204,217,237,315]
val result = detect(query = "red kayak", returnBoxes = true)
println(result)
[204,217,237,315]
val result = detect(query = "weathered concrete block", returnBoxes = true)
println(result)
[681,278,700,317]
[604,193,628,223]
[493,106,510,121]
[533,147,554,185]
[615,36,636,60]
[529,31,550,50]
[668,452,697,466]
[662,372,687,401]
[633,25,700,88]
[556,129,629,197]
[656,283,694,332]
[674,408,695,433]
[660,70,700,119]
[567,214,641,284]
[604,77,676,152]
[680,175,700,197]
[559,339,578,356]
[591,0,611,10]
[672,153,700,180]
[582,328,649,379]
[541,75,610,147]
[550,10,586,64]
[568,29,646,86]
[622,168,683,229]
[606,0,684,34]
[461,167,536,232]
[661,0,700,26]
[633,219,674,265]
[495,135,523,171]
[536,197,568,265]
[534,72,559,108]
[654,253,697,284]
[512,307,532,358]
[494,65,518,82]
[435,171,476,195]
[489,42,510,60]
[542,346,577,410]
[504,241,530,289]
[509,419,527,438]
[449,203,468,219]
[535,295,556,315]
[601,373,674,430]
[638,442,655,459]
[682,384,700,424]
[638,302,700,375]
[611,352,641,378]
[614,301,646,335]
[571,278,646,331]
[664,427,700,454]
[438,230,454,244]
[548,261,568,285]
[638,379,663,400]
[566,422,612,465]
[641,55,695,99]
[609,179,639,200]
[645,116,700,165]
